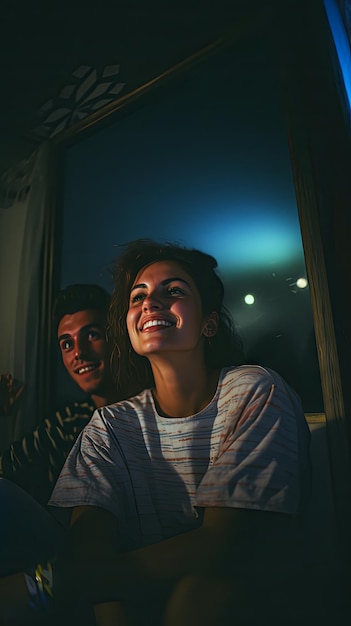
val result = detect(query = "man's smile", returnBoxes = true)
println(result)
[74,363,101,375]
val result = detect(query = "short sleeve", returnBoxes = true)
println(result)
[195,368,309,515]
[49,409,142,545]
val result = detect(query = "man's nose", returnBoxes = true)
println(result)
[73,340,86,360]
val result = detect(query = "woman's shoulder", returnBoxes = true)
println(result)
[220,364,303,410]
[221,364,281,385]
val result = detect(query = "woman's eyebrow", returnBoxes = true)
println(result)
[130,277,190,292]
[162,277,190,287]
[130,283,147,292]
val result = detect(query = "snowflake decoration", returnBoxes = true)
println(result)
[33,65,126,139]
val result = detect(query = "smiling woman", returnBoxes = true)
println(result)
[108,240,244,401]
[41,238,312,625]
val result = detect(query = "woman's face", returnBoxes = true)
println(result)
[127,260,214,359]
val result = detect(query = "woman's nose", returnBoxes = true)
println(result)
[142,293,163,311]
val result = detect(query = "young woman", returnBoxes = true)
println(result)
[1,240,311,625]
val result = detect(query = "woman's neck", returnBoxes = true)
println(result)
[151,357,220,418]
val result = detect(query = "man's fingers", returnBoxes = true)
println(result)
[14,383,25,402]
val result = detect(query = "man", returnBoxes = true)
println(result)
[0,283,117,507]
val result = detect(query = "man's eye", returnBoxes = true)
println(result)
[87,330,100,340]
[61,340,72,350]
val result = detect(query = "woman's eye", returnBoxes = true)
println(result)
[130,292,145,304]
[168,286,184,295]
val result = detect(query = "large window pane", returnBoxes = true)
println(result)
[59,36,323,411]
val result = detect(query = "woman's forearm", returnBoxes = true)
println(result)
[66,520,228,605]
[58,505,290,606]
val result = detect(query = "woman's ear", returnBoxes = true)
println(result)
[202,311,219,338]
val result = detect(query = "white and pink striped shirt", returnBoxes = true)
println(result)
[49,365,311,550]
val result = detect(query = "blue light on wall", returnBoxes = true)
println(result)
[324,0,351,109]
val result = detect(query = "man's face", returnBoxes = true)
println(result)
[57,309,112,397]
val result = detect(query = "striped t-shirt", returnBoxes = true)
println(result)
[49,366,311,550]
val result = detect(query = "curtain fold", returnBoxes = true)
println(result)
[0,140,54,448]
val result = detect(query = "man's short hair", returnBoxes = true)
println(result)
[53,284,111,334]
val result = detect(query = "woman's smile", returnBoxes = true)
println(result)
[140,318,174,332]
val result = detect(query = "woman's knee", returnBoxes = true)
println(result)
[164,574,237,626]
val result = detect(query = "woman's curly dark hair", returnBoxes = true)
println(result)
[108,239,244,399]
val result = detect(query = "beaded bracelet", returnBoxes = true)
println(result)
[24,561,54,611]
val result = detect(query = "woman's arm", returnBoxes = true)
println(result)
[56,503,293,607]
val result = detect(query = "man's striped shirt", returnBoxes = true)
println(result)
[0,399,95,505]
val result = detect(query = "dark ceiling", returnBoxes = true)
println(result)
[0,0,281,178]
